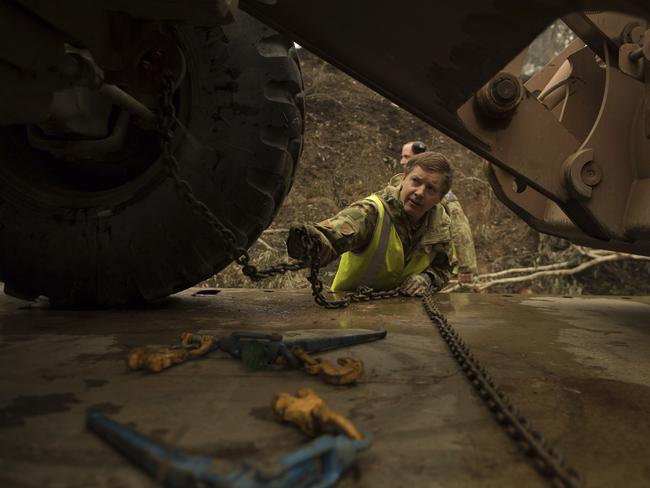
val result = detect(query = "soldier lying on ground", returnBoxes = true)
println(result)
[398,141,477,284]
[287,152,454,296]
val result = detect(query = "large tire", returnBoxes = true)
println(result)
[0,12,304,306]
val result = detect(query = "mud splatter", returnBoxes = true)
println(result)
[0,393,80,428]
[85,402,123,416]
[83,379,108,388]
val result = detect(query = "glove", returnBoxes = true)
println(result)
[286,225,321,261]
[399,273,432,296]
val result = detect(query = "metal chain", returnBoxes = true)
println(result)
[156,76,401,308]
[158,77,247,262]
[157,77,307,273]
[298,232,400,308]
[422,294,582,488]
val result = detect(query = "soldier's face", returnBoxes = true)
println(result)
[400,166,445,222]
[400,143,415,167]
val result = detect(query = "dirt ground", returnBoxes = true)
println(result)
[207,49,650,295]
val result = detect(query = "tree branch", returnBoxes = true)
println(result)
[475,252,650,291]
[477,260,574,280]
[255,237,276,252]
[441,249,650,293]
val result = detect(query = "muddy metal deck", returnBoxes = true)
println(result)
[1,289,649,487]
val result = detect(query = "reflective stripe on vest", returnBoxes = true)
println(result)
[330,194,430,292]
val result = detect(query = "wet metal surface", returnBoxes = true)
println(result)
[1,290,650,486]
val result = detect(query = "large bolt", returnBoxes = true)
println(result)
[580,161,602,187]
[475,72,523,120]
[563,148,600,200]
[492,77,519,104]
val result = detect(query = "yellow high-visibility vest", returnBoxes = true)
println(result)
[330,194,430,291]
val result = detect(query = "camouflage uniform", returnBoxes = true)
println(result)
[388,174,477,275]
[306,183,453,291]
[442,191,477,274]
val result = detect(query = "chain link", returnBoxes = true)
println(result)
[301,234,401,308]
[158,77,246,262]
[422,295,582,488]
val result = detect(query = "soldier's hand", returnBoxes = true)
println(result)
[399,273,432,296]
[287,225,321,261]
[287,225,309,260]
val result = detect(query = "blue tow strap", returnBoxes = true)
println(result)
[87,412,370,488]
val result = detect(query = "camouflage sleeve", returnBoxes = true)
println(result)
[446,200,477,273]
[311,200,379,267]
[423,243,453,291]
